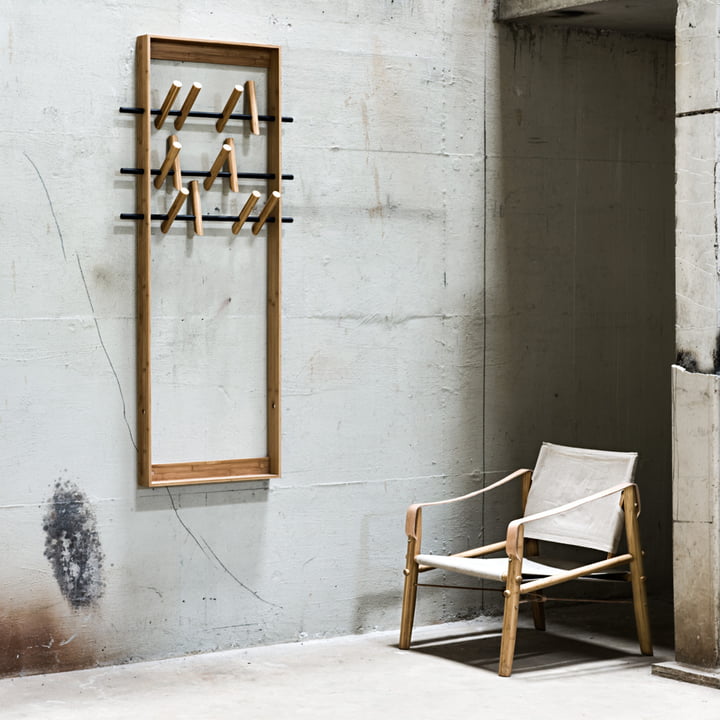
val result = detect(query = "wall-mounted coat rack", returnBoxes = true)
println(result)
[121,35,291,487]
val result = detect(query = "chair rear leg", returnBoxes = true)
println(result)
[399,537,419,649]
[531,592,546,631]
[524,538,545,631]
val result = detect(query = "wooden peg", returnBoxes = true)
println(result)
[167,135,182,190]
[154,139,182,189]
[216,85,243,133]
[174,82,202,131]
[204,142,232,191]
[232,191,261,234]
[224,137,239,192]
[190,181,203,236]
[252,191,281,235]
[246,80,259,135]
[161,187,189,233]
[155,81,182,130]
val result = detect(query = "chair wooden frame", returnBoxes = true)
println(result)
[399,467,652,676]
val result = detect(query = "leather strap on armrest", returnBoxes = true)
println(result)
[505,481,636,559]
[405,468,532,539]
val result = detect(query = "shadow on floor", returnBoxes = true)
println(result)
[411,628,643,675]
[407,598,674,676]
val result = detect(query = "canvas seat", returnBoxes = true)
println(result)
[398,442,653,676]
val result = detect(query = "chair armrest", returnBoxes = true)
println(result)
[505,481,637,559]
[405,468,532,539]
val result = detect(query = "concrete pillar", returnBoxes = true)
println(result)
[669,369,720,661]
[653,0,720,688]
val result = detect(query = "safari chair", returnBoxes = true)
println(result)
[399,442,652,676]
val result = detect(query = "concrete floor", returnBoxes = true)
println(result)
[1,601,718,719]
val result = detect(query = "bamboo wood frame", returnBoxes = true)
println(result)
[135,35,282,487]
[399,468,652,677]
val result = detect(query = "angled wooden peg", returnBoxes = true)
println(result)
[167,134,183,190]
[245,80,259,135]
[204,142,232,191]
[252,191,281,235]
[174,82,202,131]
[216,85,243,133]
[161,187,189,233]
[232,191,261,234]
[190,180,204,236]
[224,137,239,192]
[155,80,182,130]
[154,139,182,189]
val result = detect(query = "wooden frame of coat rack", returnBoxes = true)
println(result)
[123,35,292,487]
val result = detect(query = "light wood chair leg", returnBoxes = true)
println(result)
[499,571,522,676]
[399,536,420,649]
[523,532,545,632]
[531,592,546,631]
[623,487,652,656]
[629,561,652,655]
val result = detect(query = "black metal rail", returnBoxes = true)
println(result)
[120,213,293,223]
[120,168,294,181]
[119,106,293,122]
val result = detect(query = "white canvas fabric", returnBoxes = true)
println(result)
[414,554,568,582]
[522,443,638,553]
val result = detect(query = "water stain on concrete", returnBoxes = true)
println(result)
[43,479,105,608]
[0,605,97,677]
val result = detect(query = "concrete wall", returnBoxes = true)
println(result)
[0,0,491,676]
[0,1,675,676]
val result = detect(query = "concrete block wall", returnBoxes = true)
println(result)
[670,0,720,671]
[671,367,720,668]
[0,0,675,676]
[676,0,720,370]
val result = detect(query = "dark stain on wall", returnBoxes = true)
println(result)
[548,10,593,19]
[43,479,105,608]
[676,350,699,373]
[713,333,720,374]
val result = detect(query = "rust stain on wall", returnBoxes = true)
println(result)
[0,606,97,677]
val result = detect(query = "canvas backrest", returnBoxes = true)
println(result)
[523,443,638,553]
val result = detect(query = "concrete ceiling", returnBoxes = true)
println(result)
[497,0,677,39]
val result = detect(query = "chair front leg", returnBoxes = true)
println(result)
[623,487,652,656]
[498,555,523,676]
[399,535,420,649]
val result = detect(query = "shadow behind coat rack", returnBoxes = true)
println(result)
[128,35,288,487]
